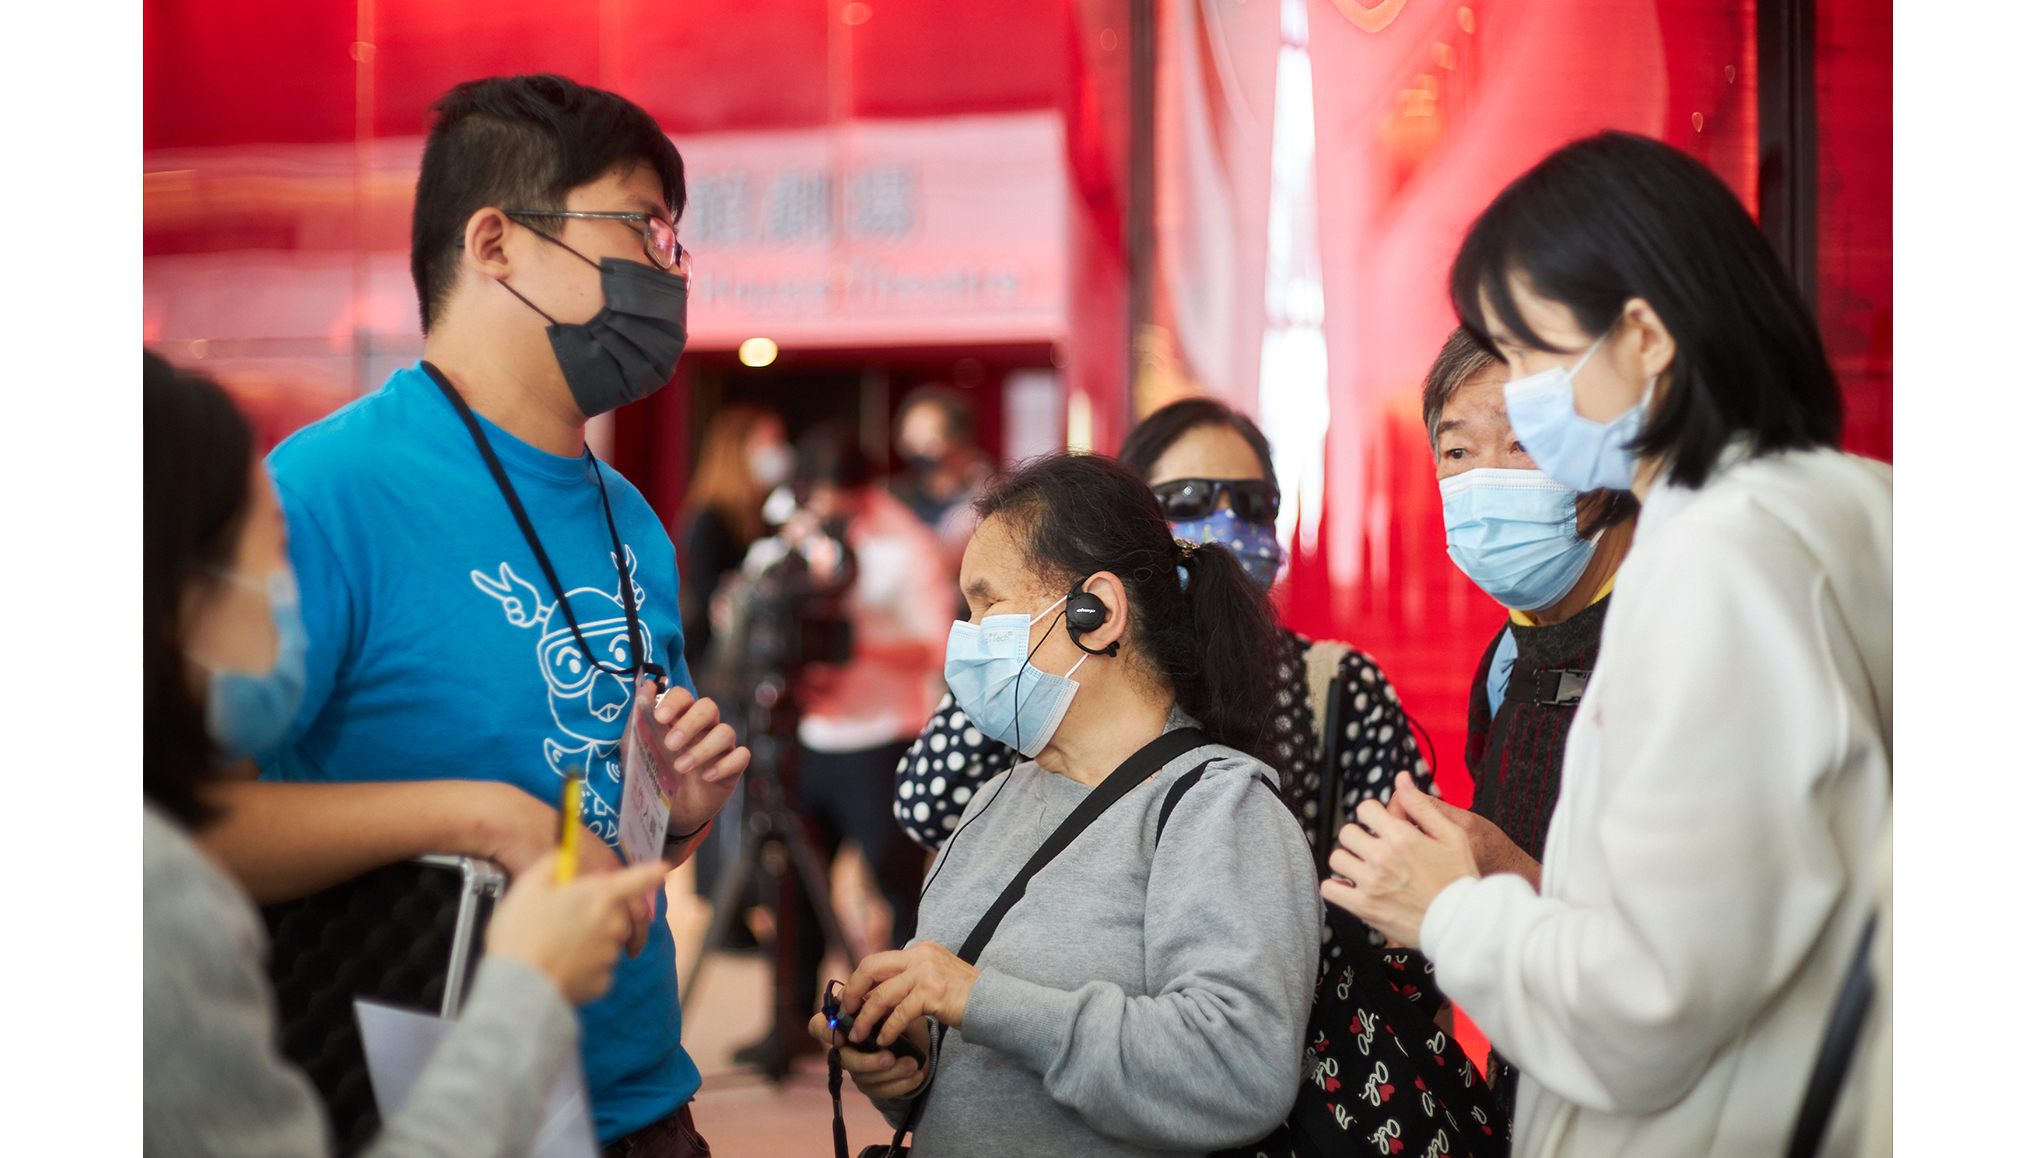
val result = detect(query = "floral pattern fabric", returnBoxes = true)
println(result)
[1215,909,1504,1158]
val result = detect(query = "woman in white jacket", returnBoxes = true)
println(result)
[1322,131,1889,1158]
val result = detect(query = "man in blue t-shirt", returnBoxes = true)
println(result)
[195,75,748,1155]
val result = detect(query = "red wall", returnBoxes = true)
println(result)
[147,0,1890,809]
[1268,0,1889,810]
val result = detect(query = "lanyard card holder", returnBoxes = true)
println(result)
[618,679,682,866]
[262,855,507,1157]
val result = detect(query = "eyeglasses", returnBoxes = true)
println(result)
[503,210,691,278]
[1149,478,1281,525]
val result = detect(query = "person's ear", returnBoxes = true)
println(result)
[462,207,515,281]
[1076,571,1131,655]
[1621,297,1678,383]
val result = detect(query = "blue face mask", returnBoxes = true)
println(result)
[943,596,1085,759]
[1502,332,1656,493]
[191,569,309,761]
[1168,508,1283,590]
[1439,468,1597,611]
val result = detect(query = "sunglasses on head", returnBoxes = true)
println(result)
[1149,478,1281,525]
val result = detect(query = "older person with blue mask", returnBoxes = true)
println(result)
[1419,326,1640,1138]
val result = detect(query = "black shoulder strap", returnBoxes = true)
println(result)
[1157,763,1280,846]
[955,726,1209,966]
[1785,912,1880,1158]
[1155,762,1213,846]
[1505,663,1593,707]
[1313,672,1348,878]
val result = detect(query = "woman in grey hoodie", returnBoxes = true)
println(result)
[813,453,1321,1158]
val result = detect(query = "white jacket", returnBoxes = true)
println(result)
[1422,447,1891,1157]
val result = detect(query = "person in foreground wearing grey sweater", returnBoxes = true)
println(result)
[143,355,673,1158]
[810,453,1321,1158]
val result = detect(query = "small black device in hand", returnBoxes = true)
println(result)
[823,980,927,1065]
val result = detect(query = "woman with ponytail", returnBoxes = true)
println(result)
[887,401,1501,1158]
[810,453,1320,1158]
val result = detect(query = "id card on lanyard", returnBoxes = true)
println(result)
[618,678,683,866]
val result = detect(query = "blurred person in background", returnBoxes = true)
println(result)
[189,75,750,1158]
[1324,132,1890,1158]
[1419,325,1639,1134]
[735,420,951,1075]
[144,353,672,1157]
[892,398,1501,1156]
[815,453,1318,1158]
[679,403,791,673]
[892,384,994,571]
[679,404,791,920]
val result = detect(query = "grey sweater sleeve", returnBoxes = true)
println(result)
[144,808,577,1158]
[364,957,579,1158]
[957,765,1321,1150]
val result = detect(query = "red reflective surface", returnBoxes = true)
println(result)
[145,0,1890,804]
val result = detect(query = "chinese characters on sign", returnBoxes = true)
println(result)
[673,112,1067,348]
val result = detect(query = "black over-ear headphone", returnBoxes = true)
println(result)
[1065,577,1119,657]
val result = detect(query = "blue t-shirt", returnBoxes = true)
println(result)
[260,363,699,1142]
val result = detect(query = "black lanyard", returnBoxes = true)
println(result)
[423,361,664,686]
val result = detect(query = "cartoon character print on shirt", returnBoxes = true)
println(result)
[470,548,653,844]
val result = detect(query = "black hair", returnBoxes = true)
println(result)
[411,74,687,332]
[143,351,255,829]
[1420,326,1638,538]
[794,420,875,493]
[1449,130,1841,489]
[897,384,978,445]
[974,453,1286,773]
[1119,396,1277,485]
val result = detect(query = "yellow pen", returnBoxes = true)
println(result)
[557,766,583,884]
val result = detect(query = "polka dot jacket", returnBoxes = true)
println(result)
[893,628,1434,850]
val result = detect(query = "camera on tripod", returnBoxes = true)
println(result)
[683,515,872,1075]
[704,520,858,701]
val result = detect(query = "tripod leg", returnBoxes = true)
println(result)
[680,818,767,1011]
[776,804,861,973]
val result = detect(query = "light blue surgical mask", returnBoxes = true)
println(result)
[1439,468,1597,611]
[191,568,309,761]
[1502,332,1656,492]
[943,596,1085,758]
[1169,509,1283,591]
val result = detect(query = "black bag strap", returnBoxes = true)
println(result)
[956,726,1210,965]
[1784,912,1880,1158]
[1312,674,1348,879]
[1504,663,1592,707]
[1155,761,1214,846]
[1155,762,1279,847]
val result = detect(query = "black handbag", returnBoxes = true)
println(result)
[261,855,507,1157]
[834,728,1215,1158]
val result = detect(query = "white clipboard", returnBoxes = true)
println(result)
[354,998,598,1158]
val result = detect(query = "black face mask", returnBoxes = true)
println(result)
[904,452,942,478]
[500,240,689,419]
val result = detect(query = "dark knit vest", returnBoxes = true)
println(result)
[1465,594,1611,863]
